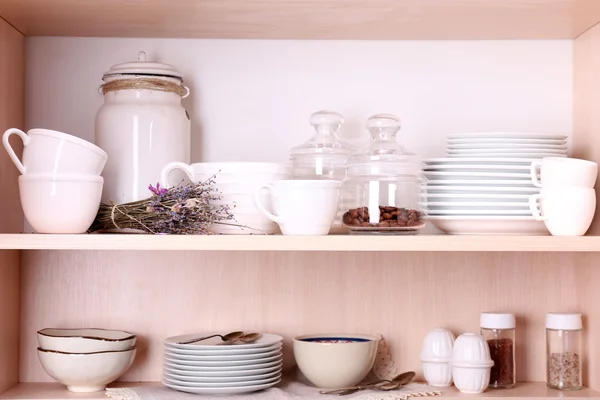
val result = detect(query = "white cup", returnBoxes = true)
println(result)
[254,180,341,235]
[19,174,103,234]
[3,128,107,176]
[530,157,597,188]
[529,188,596,236]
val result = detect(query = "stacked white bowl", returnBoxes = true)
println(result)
[36,328,137,393]
[3,128,107,233]
[424,132,568,235]
[161,162,290,234]
[162,333,283,395]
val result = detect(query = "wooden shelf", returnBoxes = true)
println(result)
[0,0,599,40]
[1,233,600,252]
[1,382,599,400]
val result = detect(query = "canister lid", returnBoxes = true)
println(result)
[102,51,183,80]
[480,312,516,329]
[546,313,582,330]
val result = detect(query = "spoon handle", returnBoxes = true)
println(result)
[178,334,222,345]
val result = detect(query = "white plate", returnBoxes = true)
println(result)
[424,164,531,172]
[447,143,568,150]
[163,359,282,372]
[426,201,530,207]
[163,368,281,382]
[427,179,536,186]
[426,185,539,194]
[424,171,531,179]
[447,153,567,158]
[163,362,282,376]
[164,347,281,361]
[448,138,566,145]
[448,148,566,154]
[162,378,281,394]
[427,209,532,215]
[425,158,539,165]
[426,193,531,200]
[448,133,567,140]
[164,354,282,367]
[163,375,280,388]
[427,216,549,235]
[165,333,283,350]
[164,342,281,356]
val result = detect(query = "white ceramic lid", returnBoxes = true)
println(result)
[546,313,582,330]
[420,328,455,362]
[480,312,516,329]
[451,333,494,367]
[103,51,183,79]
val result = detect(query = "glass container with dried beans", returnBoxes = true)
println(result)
[546,313,583,390]
[341,114,426,234]
[480,312,516,389]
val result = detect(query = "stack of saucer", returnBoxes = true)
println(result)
[162,333,283,395]
[447,132,568,158]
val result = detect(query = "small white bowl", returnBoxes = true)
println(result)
[451,333,494,394]
[37,328,137,353]
[420,328,455,387]
[293,334,379,389]
[37,347,136,393]
[19,174,103,234]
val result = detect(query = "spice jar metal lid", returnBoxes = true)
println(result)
[102,51,183,80]
[546,313,582,330]
[480,312,516,329]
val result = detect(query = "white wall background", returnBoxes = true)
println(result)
[26,38,573,163]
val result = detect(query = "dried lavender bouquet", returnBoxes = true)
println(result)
[89,176,236,234]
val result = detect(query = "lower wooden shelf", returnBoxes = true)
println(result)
[1,382,599,400]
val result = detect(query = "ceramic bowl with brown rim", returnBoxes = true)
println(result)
[37,328,136,353]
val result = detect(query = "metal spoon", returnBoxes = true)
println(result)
[236,332,262,344]
[319,371,416,396]
[177,331,244,345]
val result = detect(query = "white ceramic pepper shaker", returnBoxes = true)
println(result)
[420,328,455,387]
[95,51,191,205]
[451,333,494,394]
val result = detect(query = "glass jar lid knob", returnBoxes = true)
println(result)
[310,110,344,128]
[366,113,401,130]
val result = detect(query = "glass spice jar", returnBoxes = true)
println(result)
[340,113,426,235]
[546,313,583,390]
[480,312,516,389]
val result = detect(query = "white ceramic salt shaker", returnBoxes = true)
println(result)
[95,51,191,204]
[451,333,494,394]
[420,328,455,387]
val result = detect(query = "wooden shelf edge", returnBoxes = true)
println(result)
[0,234,599,252]
[1,382,599,400]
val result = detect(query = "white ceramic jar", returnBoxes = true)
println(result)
[95,51,191,204]
[420,328,455,387]
[451,333,494,394]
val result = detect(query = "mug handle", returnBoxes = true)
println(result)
[530,160,543,188]
[253,184,284,224]
[161,162,195,188]
[529,193,547,221]
[2,128,29,175]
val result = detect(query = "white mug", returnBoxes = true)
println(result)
[530,157,597,188]
[529,188,596,236]
[2,128,107,175]
[253,180,341,235]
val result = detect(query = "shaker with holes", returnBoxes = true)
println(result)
[95,51,191,207]
[340,113,426,234]
[546,313,583,390]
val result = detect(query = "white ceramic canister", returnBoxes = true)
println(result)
[95,51,191,204]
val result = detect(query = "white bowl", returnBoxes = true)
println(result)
[19,174,103,234]
[37,347,136,393]
[452,365,491,394]
[37,328,136,353]
[420,328,455,387]
[293,334,379,389]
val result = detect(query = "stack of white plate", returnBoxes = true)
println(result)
[162,333,283,395]
[424,133,568,235]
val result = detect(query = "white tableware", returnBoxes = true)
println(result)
[428,209,531,215]
[164,342,281,356]
[37,348,136,393]
[37,328,136,353]
[165,333,282,350]
[18,174,103,234]
[427,216,549,235]
[427,179,536,186]
[426,201,529,208]
[162,378,281,395]
[448,138,567,145]
[163,375,280,388]
[424,164,532,172]
[164,347,281,361]
[254,180,341,235]
[449,153,567,159]
[448,143,567,150]
[163,359,282,372]
[426,193,531,200]
[163,368,281,382]
[426,186,539,194]
[529,188,596,236]
[451,333,493,394]
[421,328,455,387]
[448,132,567,140]
[424,171,532,179]
[530,157,598,188]
[449,148,566,155]
[165,354,282,367]
[2,128,107,176]
[292,334,379,389]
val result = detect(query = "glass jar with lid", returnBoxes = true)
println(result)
[290,110,355,234]
[341,113,426,234]
[546,313,583,390]
[480,312,516,389]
